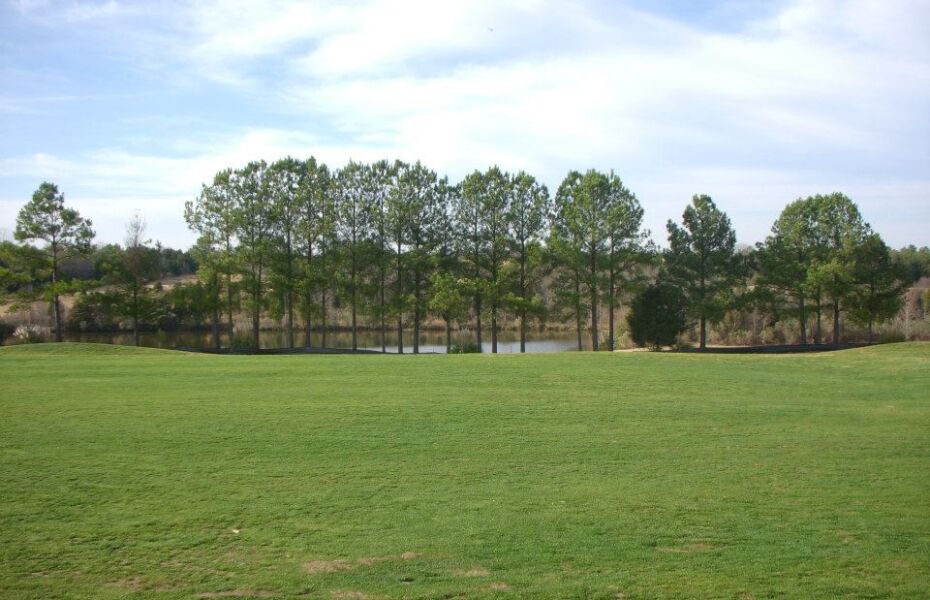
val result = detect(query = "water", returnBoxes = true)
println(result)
[55,329,590,353]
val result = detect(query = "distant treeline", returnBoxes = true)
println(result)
[2,159,929,351]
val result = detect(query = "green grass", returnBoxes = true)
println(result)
[1,343,928,599]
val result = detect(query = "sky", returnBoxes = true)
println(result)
[1,0,928,249]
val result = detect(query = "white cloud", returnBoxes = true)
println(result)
[1,0,928,247]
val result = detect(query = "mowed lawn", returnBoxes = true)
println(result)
[1,344,928,599]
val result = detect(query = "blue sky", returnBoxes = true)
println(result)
[1,0,928,248]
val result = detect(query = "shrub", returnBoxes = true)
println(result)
[0,320,14,344]
[449,341,482,354]
[878,332,906,344]
[627,283,688,350]
[13,324,50,344]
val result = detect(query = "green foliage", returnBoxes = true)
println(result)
[892,245,930,283]
[0,320,14,343]
[13,182,95,340]
[427,272,470,325]
[448,340,482,354]
[665,195,741,348]
[14,182,94,254]
[626,282,688,350]
[848,233,907,340]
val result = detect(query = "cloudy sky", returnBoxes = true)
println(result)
[1,0,928,248]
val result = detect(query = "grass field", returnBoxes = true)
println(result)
[1,343,928,599]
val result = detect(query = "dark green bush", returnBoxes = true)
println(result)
[0,320,14,343]
[627,282,688,350]
[449,341,482,354]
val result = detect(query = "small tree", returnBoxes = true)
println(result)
[627,283,688,350]
[848,233,906,343]
[427,272,470,352]
[665,195,740,349]
[15,182,94,341]
[506,171,550,353]
[103,214,160,346]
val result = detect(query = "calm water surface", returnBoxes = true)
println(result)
[57,329,591,353]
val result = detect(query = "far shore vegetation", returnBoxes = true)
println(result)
[2,161,929,351]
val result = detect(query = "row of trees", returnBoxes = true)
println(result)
[4,161,917,351]
[184,159,652,353]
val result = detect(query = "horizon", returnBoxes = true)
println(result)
[1,0,928,249]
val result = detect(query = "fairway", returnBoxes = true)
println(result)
[1,344,928,599]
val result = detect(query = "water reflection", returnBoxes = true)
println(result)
[57,329,589,353]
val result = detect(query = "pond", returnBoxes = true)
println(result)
[56,329,592,353]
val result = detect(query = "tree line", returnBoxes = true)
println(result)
[3,160,925,351]
[182,159,651,353]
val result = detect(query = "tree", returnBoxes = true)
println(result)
[122,215,157,346]
[15,182,94,341]
[295,157,331,347]
[427,271,470,352]
[397,162,443,354]
[807,193,869,344]
[849,233,906,343]
[188,235,223,348]
[480,167,511,354]
[627,282,688,350]
[892,245,930,283]
[549,171,589,351]
[755,198,818,344]
[603,173,649,351]
[335,161,372,351]
[0,240,48,308]
[233,161,273,349]
[665,195,740,350]
[268,157,304,348]
[506,171,549,353]
[185,169,238,346]
[368,160,399,352]
[454,167,511,353]
[456,170,487,349]
[385,161,415,353]
[551,169,629,351]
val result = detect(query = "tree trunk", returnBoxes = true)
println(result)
[380,266,386,353]
[590,250,598,352]
[698,273,706,350]
[475,296,482,349]
[252,303,260,349]
[445,319,452,353]
[574,274,583,351]
[868,316,874,344]
[212,273,220,349]
[491,303,498,354]
[832,298,840,344]
[608,262,616,352]
[520,249,527,353]
[51,251,63,342]
[226,237,235,347]
[590,293,598,351]
[132,288,139,347]
[814,296,822,344]
[53,293,62,343]
[351,245,357,351]
[413,265,420,354]
[304,315,312,348]
[320,289,327,349]
[304,246,313,348]
[396,241,403,354]
[286,240,294,349]
[799,294,807,345]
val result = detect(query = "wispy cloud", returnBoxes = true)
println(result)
[0,0,927,247]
